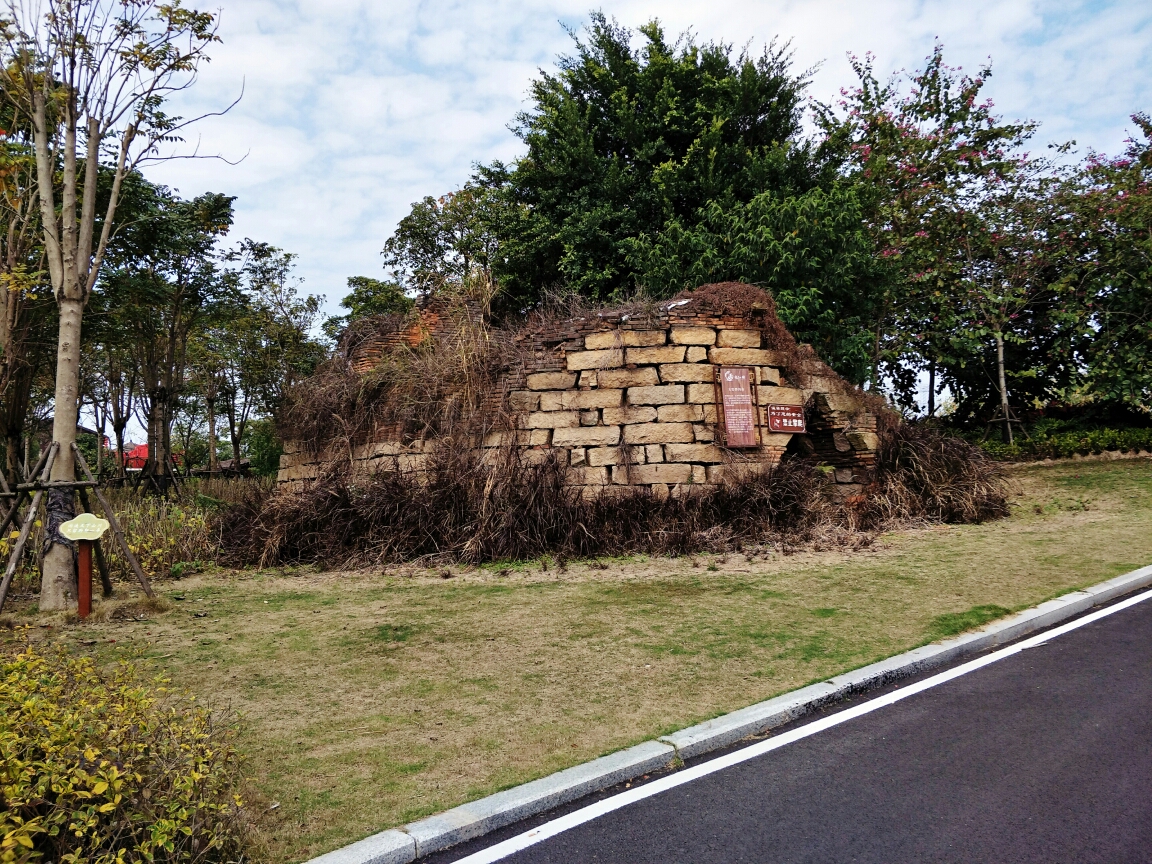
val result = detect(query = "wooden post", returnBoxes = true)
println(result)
[77,540,92,619]
[71,444,154,598]
[0,443,58,613]
[76,486,114,598]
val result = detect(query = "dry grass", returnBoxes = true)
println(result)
[4,460,1148,864]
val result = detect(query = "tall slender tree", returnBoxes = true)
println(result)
[0,0,219,608]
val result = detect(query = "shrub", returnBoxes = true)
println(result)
[976,425,1152,461]
[0,647,248,864]
[861,423,1011,525]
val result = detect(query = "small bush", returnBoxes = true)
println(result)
[861,423,1011,525]
[0,646,248,863]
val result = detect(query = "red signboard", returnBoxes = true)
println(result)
[766,403,806,433]
[718,366,759,447]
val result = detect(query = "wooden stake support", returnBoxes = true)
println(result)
[0,443,58,613]
[72,444,154,598]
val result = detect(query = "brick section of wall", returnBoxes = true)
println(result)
[282,292,885,499]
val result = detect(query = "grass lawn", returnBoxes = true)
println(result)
[5,458,1152,862]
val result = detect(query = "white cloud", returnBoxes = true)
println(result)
[146,0,1152,316]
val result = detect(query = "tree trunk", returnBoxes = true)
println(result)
[39,295,82,611]
[994,329,1012,446]
[927,359,936,418]
[206,395,219,473]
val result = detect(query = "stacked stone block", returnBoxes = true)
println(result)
[278,289,883,501]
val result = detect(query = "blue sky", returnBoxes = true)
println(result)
[148,0,1152,320]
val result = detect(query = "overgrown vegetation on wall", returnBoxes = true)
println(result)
[219,423,1007,569]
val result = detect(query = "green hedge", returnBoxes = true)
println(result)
[0,647,248,863]
[977,426,1152,461]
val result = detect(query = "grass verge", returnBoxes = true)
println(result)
[3,459,1151,863]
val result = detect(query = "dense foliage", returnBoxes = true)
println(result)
[0,647,247,863]
[372,22,1152,430]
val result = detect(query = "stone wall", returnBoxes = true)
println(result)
[278,286,884,501]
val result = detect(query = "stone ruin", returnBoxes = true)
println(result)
[277,283,885,501]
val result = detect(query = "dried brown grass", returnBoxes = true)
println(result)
[218,449,832,569]
[859,423,1013,525]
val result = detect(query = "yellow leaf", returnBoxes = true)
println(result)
[91,781,108,795]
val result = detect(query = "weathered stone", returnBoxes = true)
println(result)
[622,422,695,445]
[579,370,599,388]
[834,467,855,483]
[758,432,793,447]
[566,349,624,371]
[521,448,554,466]
[508,390,540,412]
[665,443,724,463]
[693,424,716,443]
[628,385,685,406]
[597,367,660,388]
[483,430,533,448]
[708,347,779,366]
[580,410,600,426]
[760,366,782,385]
[657,404,704,423]
[398,454,428,472]
[758,386,805,406]
[570,448,587,467]
[625,345,686,365]
[627,463,693,485]
[659,363,715,383]
[527,371,577,390]
[522,411,580,429]
[552,426,621,447]
[650,483,670,500]
[645,444,664,463]
[702,405,719,424]
[833,431,853,452]
[585,329,666,349]
[813,392,859,414]
[586,445,646,467]
[539,389,624,411]
[567,466,608,485]
[685,383,717,404]
[846,430,880,451]
[669,326,716,346]
[529,429,552,446]
[690,465,707,484]
[716,329,762,348]
[602,406,658,425]
[685,346,708,363]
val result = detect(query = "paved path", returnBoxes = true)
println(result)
[444,594,1152,863]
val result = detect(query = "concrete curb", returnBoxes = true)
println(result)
[306,563,1152,864]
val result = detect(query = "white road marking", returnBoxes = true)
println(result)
[450,588,1152,864]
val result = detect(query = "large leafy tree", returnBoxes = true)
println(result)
[1066,115,1152,413]
[98,176,235,489]
[814,47,1050,405]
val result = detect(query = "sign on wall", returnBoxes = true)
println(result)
[766,403,806,433]
[718,366,759,448]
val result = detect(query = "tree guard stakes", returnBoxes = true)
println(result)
[59,514,110,620]
[0,443,155,615]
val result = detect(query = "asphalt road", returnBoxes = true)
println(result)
[449,593,1152,864]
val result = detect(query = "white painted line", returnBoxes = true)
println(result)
[450,587,1152,864]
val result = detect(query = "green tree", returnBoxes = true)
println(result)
[1067,115,1152,413]
[322,276,412,342]
[814,46,1046,405]
[0,0,220,609]
[100,178,235,490]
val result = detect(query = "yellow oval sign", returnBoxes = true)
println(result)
[59,513,111,541]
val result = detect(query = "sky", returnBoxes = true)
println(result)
[146,0,1152,321]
